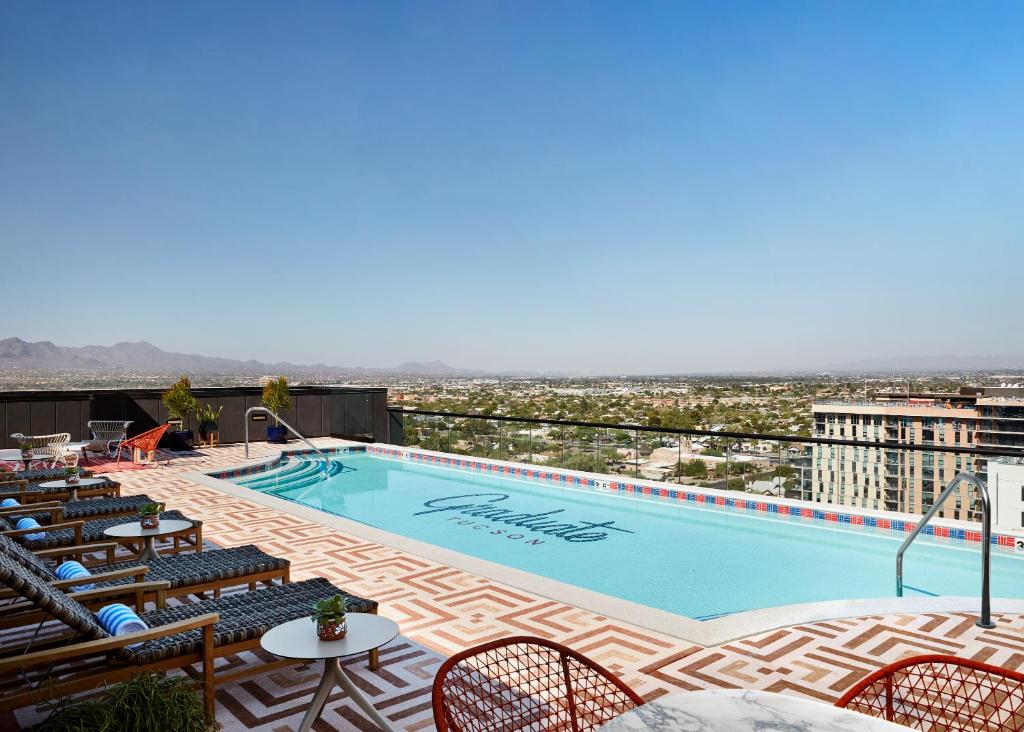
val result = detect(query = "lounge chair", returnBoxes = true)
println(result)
[9,433,72,468]
[0,494,159,526]
[0,509,201,559]
[115,424,170,464]
[84,420,132,458]
[0,474,120,503]
[836,653,1024,730]
[0,553,377,723]
[0,535,293,625]
[432,636,643,732]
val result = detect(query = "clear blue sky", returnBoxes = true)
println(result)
[2,2,1022,373]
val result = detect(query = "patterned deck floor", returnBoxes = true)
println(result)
[8,440,1024,731]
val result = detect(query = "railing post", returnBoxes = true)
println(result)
[499,421,504,461]
[560,425,565,468]
[634,429,639,478]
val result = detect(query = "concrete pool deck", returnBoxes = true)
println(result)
[26,438,1024,731]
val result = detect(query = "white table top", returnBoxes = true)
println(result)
[597,690,908,731]
[261,614,399,661]
[39,478,106,489]
[0,449,31,461]
[103,519,194,539]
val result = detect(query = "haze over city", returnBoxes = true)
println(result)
[3,2,1023,373]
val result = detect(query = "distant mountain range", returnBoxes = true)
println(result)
[0,338,504,377]
[1,337,1021,378]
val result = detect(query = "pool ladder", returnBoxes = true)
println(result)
[243,407,331,474]
[896,471,993,628]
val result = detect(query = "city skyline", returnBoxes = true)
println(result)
[3,2,1022,372]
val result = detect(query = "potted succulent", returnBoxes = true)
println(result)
[139,502,163,530]
[161,375,199,450]
[312,594,348,641]
[197,403,222,442]
[19,441,33,461]
[262,376,291,444]
[64,466,80,485]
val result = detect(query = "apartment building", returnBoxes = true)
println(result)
[809,386,1024,521]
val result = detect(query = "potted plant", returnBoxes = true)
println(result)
[139,502,163,530]
[262,376,291,444]
[197,403,222,442]
[19,441,33,461]
[311,594,347,641]
[161,375,199,450]
[64,466,80,485]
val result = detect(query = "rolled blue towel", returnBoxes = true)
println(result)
[96,603,148,647]
[15,517,46,541]
[55,560,95,591]
[0,498,19,508]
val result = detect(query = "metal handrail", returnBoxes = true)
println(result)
[896,471,993,628]
[244,407,330,474]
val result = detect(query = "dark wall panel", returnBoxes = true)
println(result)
[218,396,245,443]
[30,401,56,437]
[296,395,322,438]
[6,402,31,446]
[55,401,86,441]
[128,398,161,436]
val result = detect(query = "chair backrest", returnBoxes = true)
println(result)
[836,653,1024,731]
[0,534,57,581]
[87,420,132,441]
[122,424,170,453]
[10,433,72,457]
[0,552,109,642]
[432,636,643,732]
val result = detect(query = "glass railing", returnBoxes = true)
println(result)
[390,407,1023,526]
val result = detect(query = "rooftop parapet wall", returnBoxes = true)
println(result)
[0,385,389,448]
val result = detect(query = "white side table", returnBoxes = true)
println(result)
[103,519,194,561]
[261,613,399,732]
[38,477,106,503]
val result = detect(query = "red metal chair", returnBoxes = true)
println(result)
[836,654,1024,731]
[432,636,644,732]
[115,424,170,464]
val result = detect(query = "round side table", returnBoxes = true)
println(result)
[38,477,106,503]
[103,519,194,561]
[261,613,399,732]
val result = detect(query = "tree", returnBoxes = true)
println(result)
[673,459,708,479]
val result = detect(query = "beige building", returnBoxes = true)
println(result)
[810,386,1024,521]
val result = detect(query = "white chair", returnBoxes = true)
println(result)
[85,420,132,457]
[10,432,72,468]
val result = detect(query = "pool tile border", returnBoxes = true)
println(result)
[366,444,1024,551]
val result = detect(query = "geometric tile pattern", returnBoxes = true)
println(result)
[5,439,1024,731]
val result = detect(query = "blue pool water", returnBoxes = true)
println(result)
[230,453,1024,619]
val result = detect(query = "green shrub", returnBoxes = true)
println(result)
[161,376,199,426]
[33,673,208,732]
[261,376,291,424]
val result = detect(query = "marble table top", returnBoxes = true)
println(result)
[597,689,908,731]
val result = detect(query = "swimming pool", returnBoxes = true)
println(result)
[222,449,1024,619]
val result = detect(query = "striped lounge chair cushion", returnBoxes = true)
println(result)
[0,510,200,550]
[14,495,158,526]
[99,545,292,590]
[127,577,361,663]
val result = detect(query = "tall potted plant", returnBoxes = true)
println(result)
[262,376,291,444]
[197,403,222,442]
[161,375,199,450]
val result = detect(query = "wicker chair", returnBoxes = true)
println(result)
[432,636,644,732]
[836,654,1024,731]
[115,424,170,464]
[85,420,132,457]
[10,432,72,468]
[0,553,376,724]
